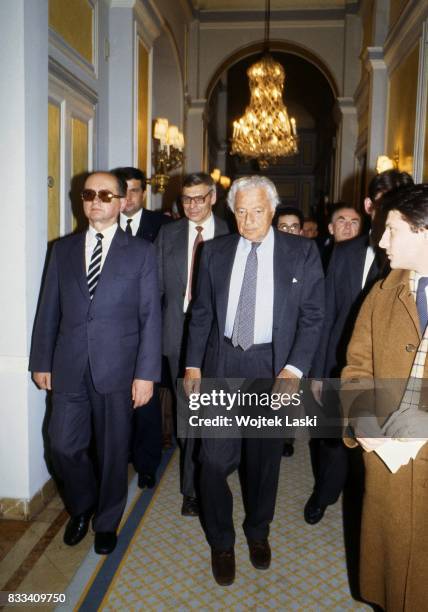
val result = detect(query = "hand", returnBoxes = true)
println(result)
[132,379,153,408]
[33,372,52,390]
[356,437,388,452]
[183,368,201,397]
[272,368,300,394]
[311,379,323,406]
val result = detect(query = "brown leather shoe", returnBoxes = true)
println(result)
[211,547,235,586]
[248,538,271,570]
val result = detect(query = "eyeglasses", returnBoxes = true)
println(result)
[278,223,301,233]
[181,190,213,206]
[81,189,122,203]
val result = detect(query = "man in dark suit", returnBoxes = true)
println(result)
[113,166,172,490]
[184,176,324,586]
[30,171,161,555]
[156,172,229,517]
[306,169,414,525]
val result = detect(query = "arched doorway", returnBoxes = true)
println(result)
[205,42,337,222]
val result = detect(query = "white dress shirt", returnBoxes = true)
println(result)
[225,226,302,377]
[119,209,143,236]
[85,223,117,274]
[183,214,215,312]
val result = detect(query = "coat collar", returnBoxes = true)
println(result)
[380,269,410,289]
[380,268,421,338]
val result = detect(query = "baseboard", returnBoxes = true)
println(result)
[0,478,57,520]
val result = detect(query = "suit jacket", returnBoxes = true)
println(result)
[186,230,325,377]
[135,208,172,243]
[29,227,161,394]
[313,233,384,378]
[155,215,229,358]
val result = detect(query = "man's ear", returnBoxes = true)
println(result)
[364,197,374,216]
[328,222,334,236]
[210,189,217,206]
[119,197,127,213]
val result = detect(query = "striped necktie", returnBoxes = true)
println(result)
[87,232,103,299]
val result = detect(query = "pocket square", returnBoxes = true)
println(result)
[292,278,298,283]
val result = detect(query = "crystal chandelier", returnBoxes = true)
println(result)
[231,0,298,168]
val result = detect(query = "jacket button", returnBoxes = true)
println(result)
[406,343,416,352]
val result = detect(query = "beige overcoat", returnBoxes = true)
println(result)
[342,269,428,612]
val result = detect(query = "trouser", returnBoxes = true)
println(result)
[49,366,133,531]
[168,352,199,498]
[131,384,162,476]
[307,383,348,506]
[199,339,283,550]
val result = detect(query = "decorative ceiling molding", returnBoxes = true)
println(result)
[198,8,348,22]
[134,0,162,45]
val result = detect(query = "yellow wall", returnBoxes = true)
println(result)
[389,0,410,30]
[138,40,149,178]
[386,44,419,175]
[361,0,374,51]
[49,0,93,64]
[71,118,89,229]
[48,103,61,242]
[424,96,428,182]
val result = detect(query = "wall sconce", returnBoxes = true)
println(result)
[147,118,184,193]
[376,154,398,174]
[210,168,231,190]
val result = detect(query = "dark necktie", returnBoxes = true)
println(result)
[231,242,261,350]
[416,277,428,333]
[126,218,133,236]
[87,233,103,299]
[188,226,204,302]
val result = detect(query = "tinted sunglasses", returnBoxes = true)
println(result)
[81,189,122,203]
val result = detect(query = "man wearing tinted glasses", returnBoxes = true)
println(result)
[29,171,161,556]
[156,172,229,517]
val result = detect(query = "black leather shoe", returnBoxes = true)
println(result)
[304,493,327,525]
[211,548,235,586]
[138,473,156,489]
[63,507,94,546]
[181,495,199,516]
[94,531,117,555]
[248,538,271,570]
[282,442,294,457]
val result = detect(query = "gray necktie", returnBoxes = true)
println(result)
[416,277,428,333]
[231,242,261,350]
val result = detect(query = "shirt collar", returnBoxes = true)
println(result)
[120,208,143,225]
[87,222,118,240]
[240,225,274,250]
[188,213,214,231]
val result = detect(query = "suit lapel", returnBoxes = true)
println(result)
[91,228,127,304]
[170,219,188,289]
[70,232,90,301]
[273,232,296,328]
[215,235,240,335]
[349,235,368,299]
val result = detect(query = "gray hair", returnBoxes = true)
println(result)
[227,176,280,211]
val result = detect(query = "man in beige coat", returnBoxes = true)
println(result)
[342,184,428,611]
